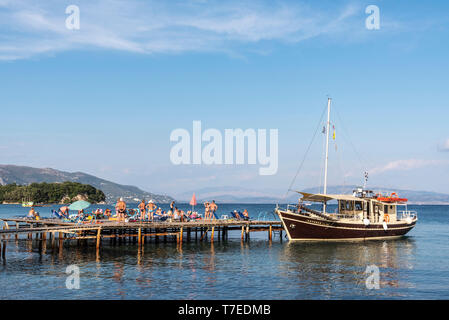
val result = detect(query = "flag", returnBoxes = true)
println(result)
[332,125,336,140]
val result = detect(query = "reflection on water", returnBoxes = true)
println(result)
[0,204,449,299]
[280,238,417,299]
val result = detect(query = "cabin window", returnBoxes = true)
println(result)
[345,201,353,211]
[340,201,345,211]
[355,201,363,211]
[384,205,389,214]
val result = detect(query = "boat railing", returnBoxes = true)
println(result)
[328,213,361,221]
[286,204,299,212]
[398,210,418,221]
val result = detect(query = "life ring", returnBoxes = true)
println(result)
[384,214,390,223]
[390,192,398,198]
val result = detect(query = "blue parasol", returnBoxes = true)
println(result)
[68,200,91,211]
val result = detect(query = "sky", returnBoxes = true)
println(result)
[0,0,449,198]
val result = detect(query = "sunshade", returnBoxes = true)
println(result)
[189,193,197,206]
[68,200,91,211]
[297,192,365,203]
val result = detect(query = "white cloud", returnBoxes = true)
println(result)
[439,139,449,152]
[370,159,449,175]
[0,0,364,60]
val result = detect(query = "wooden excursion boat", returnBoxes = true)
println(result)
[276,98,418,241]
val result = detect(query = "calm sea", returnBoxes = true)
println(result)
[0,203,448,300]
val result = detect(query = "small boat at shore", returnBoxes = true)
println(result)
[276,98,418,241]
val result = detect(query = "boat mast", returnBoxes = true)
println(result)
[323,97,331,213]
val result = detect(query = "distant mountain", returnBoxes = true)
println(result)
[174,185,449,205]
[174,186,283,204]
[0,165,174,204]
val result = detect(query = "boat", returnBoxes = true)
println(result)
[275,98,418,241]
[22,201,34,207]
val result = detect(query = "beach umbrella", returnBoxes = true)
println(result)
[68,200,91,211]
[189,193,197,211]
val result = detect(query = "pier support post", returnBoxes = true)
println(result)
[96,228,102,250]
[241,226,244,241]
[180,227,183,243]
[1,241,5,260]
[211,227,215,242]
[138,228,142,247]
[245,225,250,241]
[269,225,272,241]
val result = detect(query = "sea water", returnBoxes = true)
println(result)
[0,204,448,299]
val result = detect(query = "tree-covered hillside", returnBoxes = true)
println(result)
[0,181,105,204]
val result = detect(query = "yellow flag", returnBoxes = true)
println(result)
[332,126,336,140]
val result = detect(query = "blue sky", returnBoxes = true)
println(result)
[1,0,449,197]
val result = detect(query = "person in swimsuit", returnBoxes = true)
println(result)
[28,207,36,218]
[116,198,127,222]
[204,202,210,221]
[59,206,69,218]
[146,200,157,221]
[242,209,249,220]
[138,200,146,220]
[209,200,218,220]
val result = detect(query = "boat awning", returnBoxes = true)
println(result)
[296,192,366,203]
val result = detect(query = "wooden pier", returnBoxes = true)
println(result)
[0,217,283,259]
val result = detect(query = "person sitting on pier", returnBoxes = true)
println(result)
[104,208,112,217]
[59,206,69,218]
[231,210,241,220]
[138,200,146,221]
[173,207,182,221]
[28,207,37,219]
[116,198,127,222]
[242,209,249,220]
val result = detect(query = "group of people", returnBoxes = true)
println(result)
[232,209,250,220]
[42,197,251,223]
[27,207,40,219]
[203,200,218,221]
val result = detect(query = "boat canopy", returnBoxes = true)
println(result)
[297,192,366,203]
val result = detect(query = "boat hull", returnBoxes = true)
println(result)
[276,210,417,241]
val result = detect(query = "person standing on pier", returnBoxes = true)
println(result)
[138,200,146,221]
[146,200,157,221]
[116,198,127,222]
[204,201,211,221]
[210,200,218,220]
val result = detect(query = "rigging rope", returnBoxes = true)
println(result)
[283,104,328,199]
